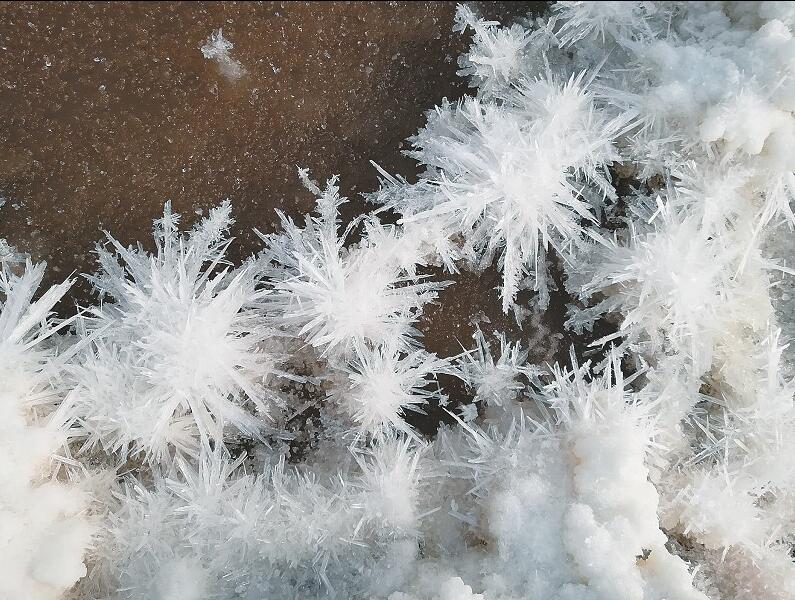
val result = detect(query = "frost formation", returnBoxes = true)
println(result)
[3,2,795,599]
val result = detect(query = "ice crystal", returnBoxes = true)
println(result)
[9,2,795,599]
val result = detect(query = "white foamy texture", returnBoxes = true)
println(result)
[467,358,706,600]
[0,258,94,600]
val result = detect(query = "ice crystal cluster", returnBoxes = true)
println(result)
[2,2,795,599]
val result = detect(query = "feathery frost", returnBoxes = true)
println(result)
[261,173,443,357]
[8,2,795,598]
[63,202,280,463]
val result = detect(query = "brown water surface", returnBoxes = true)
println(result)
[0,1,541,305]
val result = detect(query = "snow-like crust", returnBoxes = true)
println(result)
[2,2,795,599]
